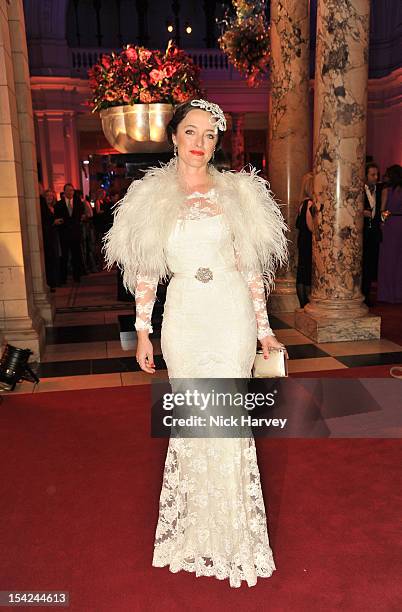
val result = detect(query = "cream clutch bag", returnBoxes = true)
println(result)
[252,348,288,378]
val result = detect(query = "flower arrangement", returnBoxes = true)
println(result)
[218,0,270,87]
[88,40,202,112]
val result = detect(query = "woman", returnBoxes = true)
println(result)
[93,188,111,267]
[296,172,314,308]
[80,193,97,274]
[40,188,62,291]
[104,100,288,587]
[377,164,402,303]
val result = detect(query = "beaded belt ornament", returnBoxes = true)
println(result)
[194,267,213,283]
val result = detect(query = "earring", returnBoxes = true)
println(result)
[173,144,178,157]
[211,149,215,163]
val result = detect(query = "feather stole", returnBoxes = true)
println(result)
[103,158,289,292]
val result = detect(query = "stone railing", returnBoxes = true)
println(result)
[71,48,115,74]
[70,47,258,81]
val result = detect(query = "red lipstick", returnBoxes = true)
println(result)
[190,150,205,156]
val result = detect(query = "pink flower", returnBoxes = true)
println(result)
[149,68,165,84]
[139,49,152,62]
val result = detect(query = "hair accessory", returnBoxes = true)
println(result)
[190,99,227,132]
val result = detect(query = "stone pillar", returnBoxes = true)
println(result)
[231,112,245,170]
[9,0,54,326]
[268,0,311,312]
[295,0,381,342]
[34,110,81,196]
[0,0,49,359]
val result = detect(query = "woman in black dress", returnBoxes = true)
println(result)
[40,189,62,291]
[296,173,314,308]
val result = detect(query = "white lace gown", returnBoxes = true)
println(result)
[135,189,277,588]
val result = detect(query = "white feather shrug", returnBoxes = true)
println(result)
[103,158,288,292]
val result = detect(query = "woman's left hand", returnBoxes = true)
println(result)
[259,334,288,360]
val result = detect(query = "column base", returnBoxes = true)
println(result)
[269,276,299,313]
[269,292,300,313]
[295,308,381,343]
[34,290,55,326]
[1,312,46,361]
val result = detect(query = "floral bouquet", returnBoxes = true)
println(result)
[218,0,270,87]
[89,40,202,112]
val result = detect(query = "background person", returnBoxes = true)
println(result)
[362,162,383,306]
[55,183,85,284]
[377,164,402,303]
[40,188,62,291]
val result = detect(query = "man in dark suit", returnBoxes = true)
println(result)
[55,183,85,284]
[362,163,382,306]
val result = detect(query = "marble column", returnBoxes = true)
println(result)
[0,0,49,360]
[231,112,245,171]
[34,110,80,196]
[268,0,311,313]
[295,0,380,342]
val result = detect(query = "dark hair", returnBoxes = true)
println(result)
[365,162,379,177]
[384,164,402,188]
[165,100,224,152]
[43,188,57,204]
[63,182,74,192]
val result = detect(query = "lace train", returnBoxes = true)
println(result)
[152,437,276,588]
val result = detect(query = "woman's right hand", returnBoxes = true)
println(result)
[136,332,155,374]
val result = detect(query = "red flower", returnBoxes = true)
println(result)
[125,47,138,62]
[139,90,153,103]
[163,63,176,78]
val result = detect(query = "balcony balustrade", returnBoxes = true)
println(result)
[70,47,266,82]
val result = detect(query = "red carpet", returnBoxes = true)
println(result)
[1,386,401,611]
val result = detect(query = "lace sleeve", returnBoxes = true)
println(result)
[234,247,275,340]
[134,275,158,333]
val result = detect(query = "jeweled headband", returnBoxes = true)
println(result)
[190,99,227,132]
